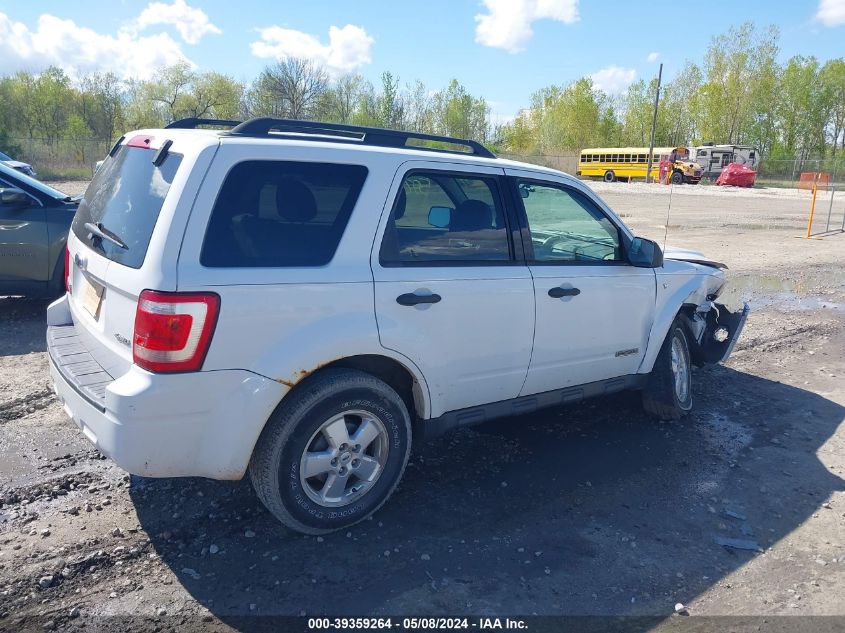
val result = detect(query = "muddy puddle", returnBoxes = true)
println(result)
[721,271,845,312]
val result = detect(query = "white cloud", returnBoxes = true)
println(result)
[135,0,221,44]
[647,51,660,62]
[250,24,374,73]
[590,65,637,94]
[0,12,191,79]
[816,0,845,25]
[475,0,579,53]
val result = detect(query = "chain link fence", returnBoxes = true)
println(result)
[755,158,845,189]
[4,138,844,197]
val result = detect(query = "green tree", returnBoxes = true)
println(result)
[819,59,845,156]
[433,79,490,141]
[79,72,124,142]
[621,80,653,146]
[31,67,73,146]
[376,71,405,129]
[776,56,823,160]
[252,58,329,119]
[147,62,195,123]
[63,113,93,163]
[661,62,703,146]
[185,72,243,119]
[699,23,779,145]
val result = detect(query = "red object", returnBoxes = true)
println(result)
[126,135,154,149]
[64,246,71,292]
[133,290,220,373]
[716,163,757,187]
[658,159,669,184]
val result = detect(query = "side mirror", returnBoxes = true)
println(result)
[428,206,452,228]
[628,237,663,268]
[518,183,534,199]
[0,187,30,208]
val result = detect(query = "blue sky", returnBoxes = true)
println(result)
[1,0,844,122]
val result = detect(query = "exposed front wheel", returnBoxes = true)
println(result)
[642,320,693,420]
[604,170,616,182]
[670,170,684,185]
[249,369,412,534]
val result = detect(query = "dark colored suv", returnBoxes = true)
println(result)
[0,162,78,297]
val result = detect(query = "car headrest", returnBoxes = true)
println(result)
[450,199,492,232]
[394,188,407,220]
[276,179,317,223]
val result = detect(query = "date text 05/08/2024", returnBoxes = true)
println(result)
[307,618,528,630]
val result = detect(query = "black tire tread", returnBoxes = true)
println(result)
[249,368,412,534]
[642,320,692,421]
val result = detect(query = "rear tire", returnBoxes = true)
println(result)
[249,369,412,534]
[642,319,693,420]
[604,170,616,183]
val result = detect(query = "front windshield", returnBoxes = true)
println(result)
[0,161,67,200]
[0,151,11,161]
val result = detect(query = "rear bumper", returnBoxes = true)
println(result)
[47,295,286,480]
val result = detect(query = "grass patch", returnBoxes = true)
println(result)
[38,167,93,181]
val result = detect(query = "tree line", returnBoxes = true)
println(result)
[505,23,845,161]
[0,57,491,164]
[1,22,843,166]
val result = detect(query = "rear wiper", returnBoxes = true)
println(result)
[84,222,128,250]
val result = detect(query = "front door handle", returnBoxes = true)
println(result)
[548,286,580,298]
[396,292,442,306]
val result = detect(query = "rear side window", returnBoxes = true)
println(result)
[201,161,367,268]
[72,146,182,269]
[379,171,510,265]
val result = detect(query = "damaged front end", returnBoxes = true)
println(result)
[680,300,750,365]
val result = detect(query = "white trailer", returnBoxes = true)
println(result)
[694,144,759,179]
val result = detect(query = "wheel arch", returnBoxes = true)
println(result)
[274,352,430,424]
[240,352,430,480]
[638,275,717,374]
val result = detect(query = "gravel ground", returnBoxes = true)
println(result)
[1,181,843,632]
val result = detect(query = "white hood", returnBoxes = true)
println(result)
[663,246,727,269]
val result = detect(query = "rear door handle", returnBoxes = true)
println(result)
[548,286,580,298]
[396,292,442,306]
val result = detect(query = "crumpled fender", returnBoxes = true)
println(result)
[638,263,725,374]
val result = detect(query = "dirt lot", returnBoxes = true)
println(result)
[1,180,844,632]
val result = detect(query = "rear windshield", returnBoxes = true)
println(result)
[71,145,182,269]
[200,160,368,267]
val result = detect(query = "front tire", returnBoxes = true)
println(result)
[249,369,412,534]
[604,170,616,183]
[670,170,684,185]
[642,319,693,420]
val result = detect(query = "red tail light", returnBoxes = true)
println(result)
[64,246,71,292]
[133,290,220,373]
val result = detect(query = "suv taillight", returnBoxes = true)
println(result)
[133,290,220,373]
[64,246,71,292]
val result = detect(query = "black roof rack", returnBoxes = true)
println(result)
[226,117,496,159]
[165,118,243,129]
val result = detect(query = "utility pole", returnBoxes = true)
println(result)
[645,63,663,185]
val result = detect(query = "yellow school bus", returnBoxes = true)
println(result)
[577,146,702,184]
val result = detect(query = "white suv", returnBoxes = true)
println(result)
[47,117,748,534]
